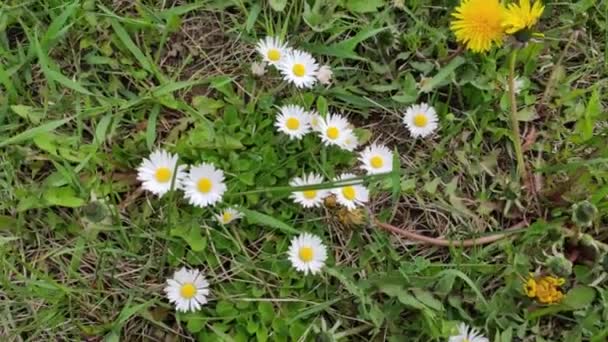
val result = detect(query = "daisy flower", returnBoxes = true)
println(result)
[275,105,311,139]
[256,36,289,66]
[341,130,359,152]
[287,233,327,275]
[164,267,210,312]
[502,0,544,39]
[450,0,506,53]
[403,103,438,138]
[289,173,329,208]
[215,208,243,225]
[331,173,369,210]
[448,323,488,342]
[182,163,227,208]
[136,149,186,197]
[358,143,393,174]
[278,49,319,88]
[317,113,353,148]
[308,111,323,132]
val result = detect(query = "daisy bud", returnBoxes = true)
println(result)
[315,65,333,85]
[546,254,573,277]
[572,200,597,228]
[251,61,267,77]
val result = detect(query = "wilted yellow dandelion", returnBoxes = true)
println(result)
[524,274,565,305]
[450,0,506,53]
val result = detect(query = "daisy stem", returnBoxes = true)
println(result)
[508,49,526,180]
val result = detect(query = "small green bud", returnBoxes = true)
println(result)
[572,200,598,228]
[514,29,532,43]
[547,254,573,277]
[82,201,108,223]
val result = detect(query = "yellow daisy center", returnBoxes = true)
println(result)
[311,117,319,127]
[286,117,300,130]
[303,190,317,199]
[180,283,197,299]
[197,177,212,193]
[222,212,232,223]
[413,113,428,128]
[342,186,356,201]
[155,167,172,183]
[267,48,281,62]
[292,63,306,77]
[450,0,506,53]
[370,156,384,169]
[298,246,314,262]
[326,127,339,140]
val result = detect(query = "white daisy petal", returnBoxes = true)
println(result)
[317,113,354,150]
[275,105,311,139]
[330,173,369,210]
[308,111,323,132]
[182,163,227,208]
[278,49,319,88]
[358,143,393,175]
[289,173,329,208]
[256,36,289,66]
[403,103,438,138]
[214,208,243,225]
[448,323,489,342]
[287,233,327,275]
[136,149,186,197]
[164,268,210,313]
[340,129,359,152]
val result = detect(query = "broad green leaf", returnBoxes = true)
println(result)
[411,288,443,311]
[269,0,287,11]
[562,286,596,310]
[419,56,465,93]
[43,187,85,208]
[11,105,44,124]
[245,4,261,32]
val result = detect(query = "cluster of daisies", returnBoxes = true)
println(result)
[253,36,332,87]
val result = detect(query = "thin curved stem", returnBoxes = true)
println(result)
[374,219,528,247]
[508,49,526,180]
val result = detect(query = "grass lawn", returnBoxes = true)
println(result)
[1,0,607,341]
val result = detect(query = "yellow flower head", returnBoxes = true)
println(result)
[523,278,537,298]
[502,0,544,35]
[524,274,565,305]
[450,0,506,53]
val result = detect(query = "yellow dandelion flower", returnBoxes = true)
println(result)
[523,278,537,298]
[450,0,506,53]
[524,274,565,305]
[502,0,544,35]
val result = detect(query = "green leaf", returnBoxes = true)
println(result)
[411,288,443,311]
[43,187,85,208]
[258,302,274,323]
[185,227,206,252]
[391,149,401,202]
[419,56,465,93]
[245,4,261,32]
[146,105,160,149]
[269,0,287,11]
[345,0,384,13]
[110,19,153,73]
[46,69,94,96]
[562,286,596,310]
[240,208,299,234]
[11,105,43,124]
[0,117,72,148]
